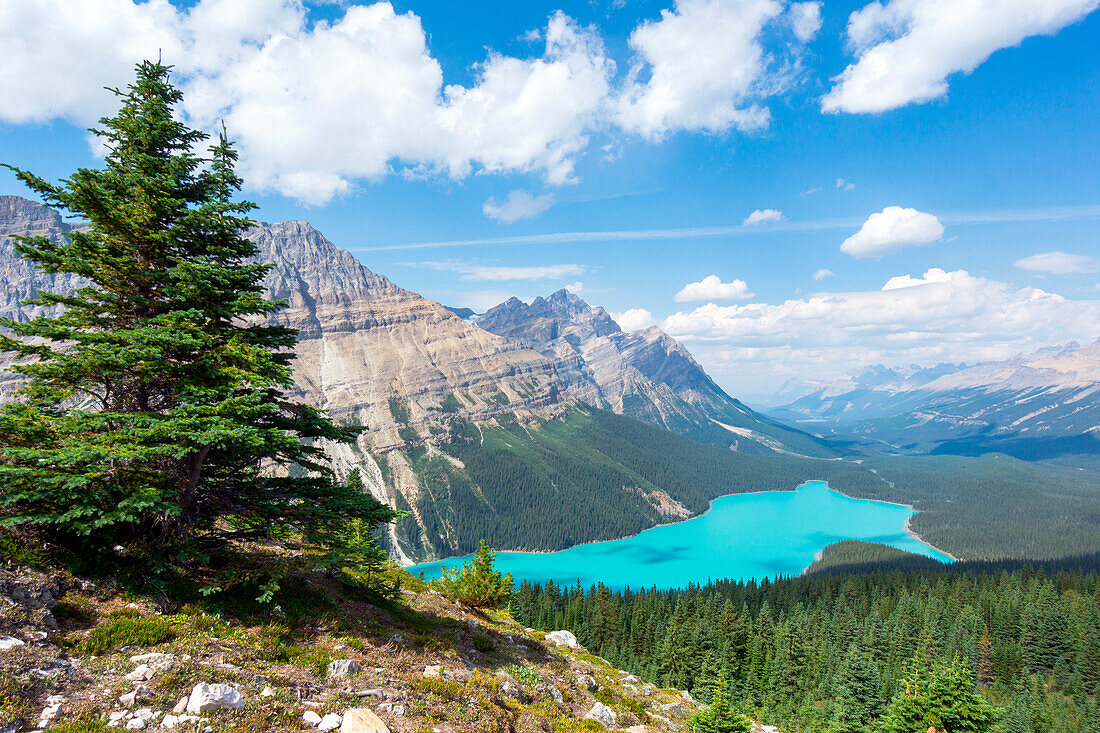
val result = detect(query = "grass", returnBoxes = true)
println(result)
[77,614,175,654]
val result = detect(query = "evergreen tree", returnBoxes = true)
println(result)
[692,667,752,733]
[0,61,395,593]
[435,540,513,608]
[830,645,884,733]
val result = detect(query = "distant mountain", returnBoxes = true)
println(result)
[441,305,477,320]
[478,289,837,457]
[0,195,843,562]
[771,342,1100,459]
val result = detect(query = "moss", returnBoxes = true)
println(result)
[44,716,110,733]
[78,615,174,654]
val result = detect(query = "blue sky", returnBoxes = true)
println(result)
[2,0,1099,400]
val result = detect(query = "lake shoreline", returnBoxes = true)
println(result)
[408,479,957,573]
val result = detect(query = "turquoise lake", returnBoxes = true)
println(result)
[409,481,954,590]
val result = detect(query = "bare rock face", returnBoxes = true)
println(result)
[247,220,562,451]
[479,290,740,431]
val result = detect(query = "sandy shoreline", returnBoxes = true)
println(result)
[406,479,960,570]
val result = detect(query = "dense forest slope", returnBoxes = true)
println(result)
[514,551,1100,733]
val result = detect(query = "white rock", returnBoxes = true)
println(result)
[161,716,178,729]
[125,664,155,681]
[119,691,138,708]
[661,702,683,715]
[186,683,244,713]
[110,712,126,722]
[40,703,63,721]
[0,636,24,650]
[328,659,360,678]
[339,708,391,733]
[422,665,443,678]
[125,718,146,730]
[585,702,618,729]
[172,697,188,714]
[318,713,343,731]
[303,711,323,726]
[545,630,579,648]
[260,686,275,698]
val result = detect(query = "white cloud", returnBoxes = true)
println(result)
[612,308,657,332]
[743,208,785,225]
[813,268,835,281]
[1014,251,1100,275]
[788,2,823,43]
[406,261,586,281]
[823,0,1100,114]
[616,0,798,138]
[674,275,754,302]
[840,206,944,258]
[483,190,556,223]
[659,267,1100,397]
[564,281,585,295]
[836,177,855,191]
[0,2,615,204]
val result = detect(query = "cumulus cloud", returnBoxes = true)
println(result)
[0,1,615,204]
[823,0,1100,114]
[612,308,658,332]
[659,267,1100,397]
[1014,251,1100,275]
[674,275,754,302]
[0,0,822,204]
[788,2,823,43]
[743,208,785,225]
[840,206,944,258]
[813,268,835,281]
[483,190,556,223]
[616,0,801,138]
[406,260,586,281]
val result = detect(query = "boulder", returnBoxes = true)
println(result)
[575,674,598,692]
[125,664,156,681]
[545,630,579,648]
[328,659,360,678]
[340,708,391,733]
[661,702,683,715]
[318,713,343,731]
[185,683,244,713]
[304,711,323,726]
[422,665,443,678]
[585,702,618,728]
[260,686,275,698]
[171,697,188,714]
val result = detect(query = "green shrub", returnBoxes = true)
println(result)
[432,540,513,609]
[79,615,174,654]
[472,633,494,653]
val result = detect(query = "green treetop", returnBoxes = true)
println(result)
[0,61,394,595]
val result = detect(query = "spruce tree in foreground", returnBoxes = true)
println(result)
[0,61,394,595]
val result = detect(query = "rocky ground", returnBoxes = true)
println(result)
[0,563,698,733]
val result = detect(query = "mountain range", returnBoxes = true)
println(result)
[770,341,1100,459]
[0,195,845,562]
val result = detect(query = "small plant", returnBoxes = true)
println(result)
[503,663,542,689]
[42,715,110,733]
[439,392,462,413]
[78,615,174,655]
[432,540,513,609]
